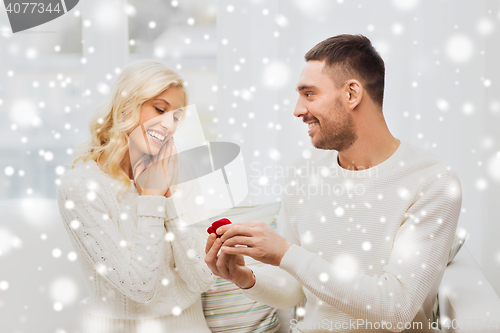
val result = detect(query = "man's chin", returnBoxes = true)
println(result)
[311,137,336,151]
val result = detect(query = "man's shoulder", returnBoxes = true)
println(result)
[400,140,461,186]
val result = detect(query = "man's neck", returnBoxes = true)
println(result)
[337,132,400,171]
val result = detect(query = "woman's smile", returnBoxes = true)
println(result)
[146,129,167,144]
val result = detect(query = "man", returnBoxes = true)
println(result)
[205,34,462,332]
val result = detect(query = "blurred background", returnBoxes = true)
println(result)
[0,0,499,332]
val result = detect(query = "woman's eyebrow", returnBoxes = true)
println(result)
[153,98,171,108]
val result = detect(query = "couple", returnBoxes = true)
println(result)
[57,34,462,333]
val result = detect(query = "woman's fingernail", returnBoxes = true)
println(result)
[216,228,221,234]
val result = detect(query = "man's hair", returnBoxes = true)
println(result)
[305,34,385,107]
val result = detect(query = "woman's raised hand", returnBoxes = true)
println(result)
[136,137,178,197]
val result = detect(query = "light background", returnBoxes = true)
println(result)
[0,0,499,332]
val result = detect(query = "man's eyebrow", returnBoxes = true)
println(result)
[296,85,316,92]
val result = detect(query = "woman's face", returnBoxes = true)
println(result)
[129,85,185,158]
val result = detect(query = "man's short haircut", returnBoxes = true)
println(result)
[305,34,385,107]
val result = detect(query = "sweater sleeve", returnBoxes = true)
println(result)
[241,191,307,309]
[278,172,462,332]
[57,173,168,304]
[164,163,217,294]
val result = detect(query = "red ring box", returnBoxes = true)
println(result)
[207,218,232,238]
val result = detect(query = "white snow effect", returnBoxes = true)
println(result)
[50,277,79,305]
[481,137,494,150]
[398,187,411,199]
[462,102,474,115]
[300,230,313,244]
[436,99,450,112]
[96,263,108,275]
[0,228,22,256]
[292,0,332,18]
[319,272,329,282]
[52,248,62,258]
[56,166,66,175]
[477,18,495,35]
[488,153,500,182]
[275,15,289,27]
[262,62,290,89]
[335,207,345,217]
[490,100,500,114]
[187,249,196,259]
[392,23,404,35]
[332,254,358,281]
[87,191,97,201]
[137,320,163,333]
[392,0,419,11]
[172,306,182,316]
[21,198,57,228]
[195,195,205,205]
[258,176,268,186]
[4,166,14,176]
[94,3,123,30]
[44,151,54,161]
[362,241,372,251]
[70,220,80,230]
[0,281,9,291]
[241,89,253,101]
[372,40,390,57]
[302,149,312,159]
[67,252,77,261]
[10,99,40,128]
[268,148,281,161]
[296,307,306,316]
[97,82,110,95]
[475,178,488,191]
[445,35,474,64]
[125,4,136,16]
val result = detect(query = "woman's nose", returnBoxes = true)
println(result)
[159,111,176,131]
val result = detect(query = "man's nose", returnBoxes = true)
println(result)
[293,100,307,118]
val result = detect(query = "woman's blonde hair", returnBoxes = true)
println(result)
[71,60,188,202]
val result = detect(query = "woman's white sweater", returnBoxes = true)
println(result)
[57,158,216,332]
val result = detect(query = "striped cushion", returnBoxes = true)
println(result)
[202,202,282,333]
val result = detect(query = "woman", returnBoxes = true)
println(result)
[57,60,216,333]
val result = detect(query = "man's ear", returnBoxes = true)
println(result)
[345,79,362,110]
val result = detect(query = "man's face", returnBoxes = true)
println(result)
[294,60,357,151]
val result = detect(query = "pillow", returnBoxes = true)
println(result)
[291,228,469,332]
[447,228,468,266]
[202,202,282,333]
[432,227,468,329]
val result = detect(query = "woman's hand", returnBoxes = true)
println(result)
[136,137,178,197]
[204,233,256,289]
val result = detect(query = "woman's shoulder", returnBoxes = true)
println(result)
[58,159,109,195]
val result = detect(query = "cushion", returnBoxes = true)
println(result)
[202,202,282,333]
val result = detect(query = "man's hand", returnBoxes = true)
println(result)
[216,222,292,267]
[204,233,256,289]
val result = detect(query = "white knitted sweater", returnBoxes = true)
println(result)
[57,158,216,323]
[242,139,462,333]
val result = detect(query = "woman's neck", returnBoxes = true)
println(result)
[97,152,134,180]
